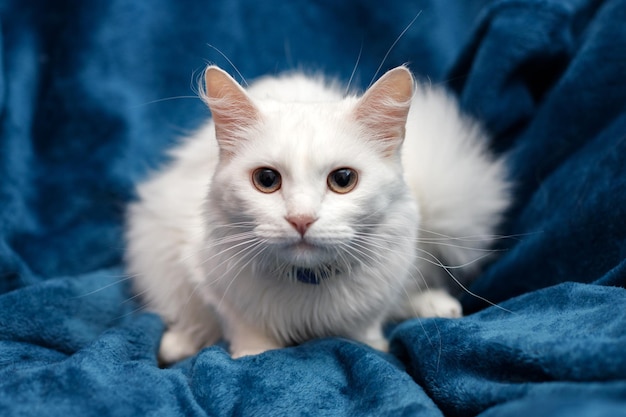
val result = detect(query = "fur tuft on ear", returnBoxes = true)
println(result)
[200,66,260,158]
[353,66,414,157]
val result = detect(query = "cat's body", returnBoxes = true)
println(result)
[126,66,509,362]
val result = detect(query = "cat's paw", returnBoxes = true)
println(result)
[365,337,389,352]
[231,343,282,359]
[231,347,270,359]
[409,289,463,318]
[159,329,199,364]
[356,322,389,352]
[227,320,283,359]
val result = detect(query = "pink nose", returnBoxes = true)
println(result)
[286,215,317,237]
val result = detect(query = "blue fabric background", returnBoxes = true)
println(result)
[1,0,625,416]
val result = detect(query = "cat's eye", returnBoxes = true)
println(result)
[252,168,282,193]
[327,168,358,194]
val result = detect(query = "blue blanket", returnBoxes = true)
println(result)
[1,0,625,416]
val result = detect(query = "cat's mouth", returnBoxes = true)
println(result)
[283,238,335,263]
[293,240,317,251]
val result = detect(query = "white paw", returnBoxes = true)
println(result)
[409,289,463,318]
[231,344,280,359]
[356,322,389,352]
[365,338,389,352]
[159,329,199,364]
[231,348,268,359]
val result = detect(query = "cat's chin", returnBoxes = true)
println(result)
[276,240,337,268]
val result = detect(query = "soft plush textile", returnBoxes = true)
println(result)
[1,0,625,416]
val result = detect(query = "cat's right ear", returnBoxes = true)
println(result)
[201,66,260,158]
[353,66,414,157]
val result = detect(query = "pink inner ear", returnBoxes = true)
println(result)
[203,66,260,156]
[354,67,414,155]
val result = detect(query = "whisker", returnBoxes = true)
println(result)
[122,287,151,305]
[342,238,444,356]
[355,230,502,255]
[416,248,514,314]
[199,237,261,269]
[368,9,422,88]
[112,302,149,322]
[351,232,513,313]
[71,274,135,299]
[345,239,384,269]
[181,238,266,316]
[132,95,199,109]
[202,229,256,247]
[357,228,527,245]
[178,237,260,311]
[211,221,257,229]
[206,232,258,248]
[217,242,268,310]
[206,43,249,87]
[414,250,493,270]
[345,41,363,95]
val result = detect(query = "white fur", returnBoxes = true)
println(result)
[125,66,509,362]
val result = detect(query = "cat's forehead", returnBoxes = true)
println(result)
[220,94,393,181]
[248,73,345,102]
[251,101,368,167]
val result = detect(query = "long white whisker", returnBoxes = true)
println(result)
[346,239,385,269]
[337,244,393,296]
[345,42,363,95]
[357,232,505,260]
[181,238,266,315]
[355,230,510,252]
[200,237,261,268]
[206,43,249,87]
[416,248,513,314]
[72,275,133,299]
[206,232,258,248]
[122,287,151,304]
[113,302,151,322]
[368,9,422,88]
[201,230,257,251]
[211,221,257,229]
[357,224,535,243]
[341,238,443,352]
[132,95,199,109]
[414,249,493,270]
[217,242,268,310]
[351,233,512,313]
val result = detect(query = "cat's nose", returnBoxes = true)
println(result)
[286,215,317,237]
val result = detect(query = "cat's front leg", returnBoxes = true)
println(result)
[159,328,203,364]
[157,292,223,364]
[407,288,462,318]
[158,308,222,364]
[221,308,283,358]
[229,324,283,359]
[354,320,389,352]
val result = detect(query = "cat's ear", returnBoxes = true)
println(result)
[353,66,414,156]
[202,66,260,157]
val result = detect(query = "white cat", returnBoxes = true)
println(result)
[125,65,509,362]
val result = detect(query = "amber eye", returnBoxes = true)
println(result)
[327,168,358,194]
[252,168,282,193]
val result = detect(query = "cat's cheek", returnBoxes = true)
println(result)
[212,181,258,219]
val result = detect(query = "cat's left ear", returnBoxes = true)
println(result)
[202,66,260,158]
[353,66,414,156]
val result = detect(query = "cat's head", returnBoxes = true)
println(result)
[201,66,417,281]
